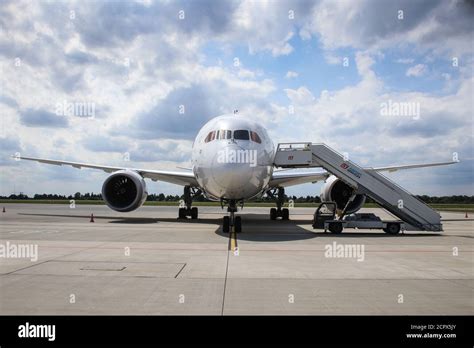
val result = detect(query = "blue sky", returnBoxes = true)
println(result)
[0,0,473,197]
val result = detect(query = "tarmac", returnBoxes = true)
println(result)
[0,203,472,315]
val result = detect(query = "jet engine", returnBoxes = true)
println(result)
[320,175,366,214]
[101,170,148,212]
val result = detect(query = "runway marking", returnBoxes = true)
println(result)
[229,231,238,251]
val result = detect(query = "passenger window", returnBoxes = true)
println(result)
[250,131,261,144]
[234,130,249,140]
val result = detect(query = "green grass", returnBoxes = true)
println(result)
[0,199,309,207]
[0,199,106,205]
[1,199,472,212]
[427,204,474,212]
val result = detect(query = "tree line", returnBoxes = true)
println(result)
[2,192,473,204]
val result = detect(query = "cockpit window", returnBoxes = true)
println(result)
[250,131,261,144]
[205,130,232,143]
[234,130,249,140]
[206,128,264,143]
[217,130,231,140]
[204,131,216,143]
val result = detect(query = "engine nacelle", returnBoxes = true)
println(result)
[101,170,147,212]
[320,175,366,214]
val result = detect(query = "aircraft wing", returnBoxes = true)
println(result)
[370,160,458,172]
[268,170,330,187]
[269,160,458,187]
[14,156,199,187]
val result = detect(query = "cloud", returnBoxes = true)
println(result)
[67,0,239,49]
[0,136,20,151]
[81,136,130,153]
[406,64,427,77]
[284,86,315,105]
[0,0,471,197]
[19,108,69,128]
[285,70,299,78]
[65,50,99,65]
[123,64,276,140]
[130,140,191,163]
[282,50,472,187]
[395,58,415,64]
[223,0,318,56]
[0,136,21,165]
[131,84,219,140]
[301,0,474,56]
[324,52,343,65]
[0,95,18,108]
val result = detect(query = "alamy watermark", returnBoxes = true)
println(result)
[0,241,38,262]
[55,100,95,118]
[217,148,257,167]
[325,241,365,262]
[18,322,55,341]
[380,99,420,120]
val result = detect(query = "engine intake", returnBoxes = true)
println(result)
[102,170,147,212]
[320,175,366,214]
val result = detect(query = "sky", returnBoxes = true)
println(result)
[0,0,473,198]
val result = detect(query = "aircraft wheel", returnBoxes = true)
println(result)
[282,208,289,220]
[191,207,198,219]
[270,208,277,220]
[329,222,343,234]
[235,216,242,233]
[384,223,400,235]
[223,216,230,233]
[178,208,187,219]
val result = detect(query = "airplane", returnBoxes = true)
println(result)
[14,113,458,233]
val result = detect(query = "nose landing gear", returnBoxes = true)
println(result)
[222,199,242,233]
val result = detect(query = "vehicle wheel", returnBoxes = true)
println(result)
[329,222,343,234]
[178,208,187,219]
[270,208,277,220]
[235,216,242,233]
[223,216,230,233]
[191,207,198,219]
[282,208,289,220]
[385,223,400,235]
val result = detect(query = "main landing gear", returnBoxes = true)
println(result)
[222,199,242,234]
[267,187,289,220]
[178,186,201,219]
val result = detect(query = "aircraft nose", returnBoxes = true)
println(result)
[211,144,256,197]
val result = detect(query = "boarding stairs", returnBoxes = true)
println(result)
[273,143,442,231]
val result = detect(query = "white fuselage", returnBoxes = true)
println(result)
[192,114,275,201]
